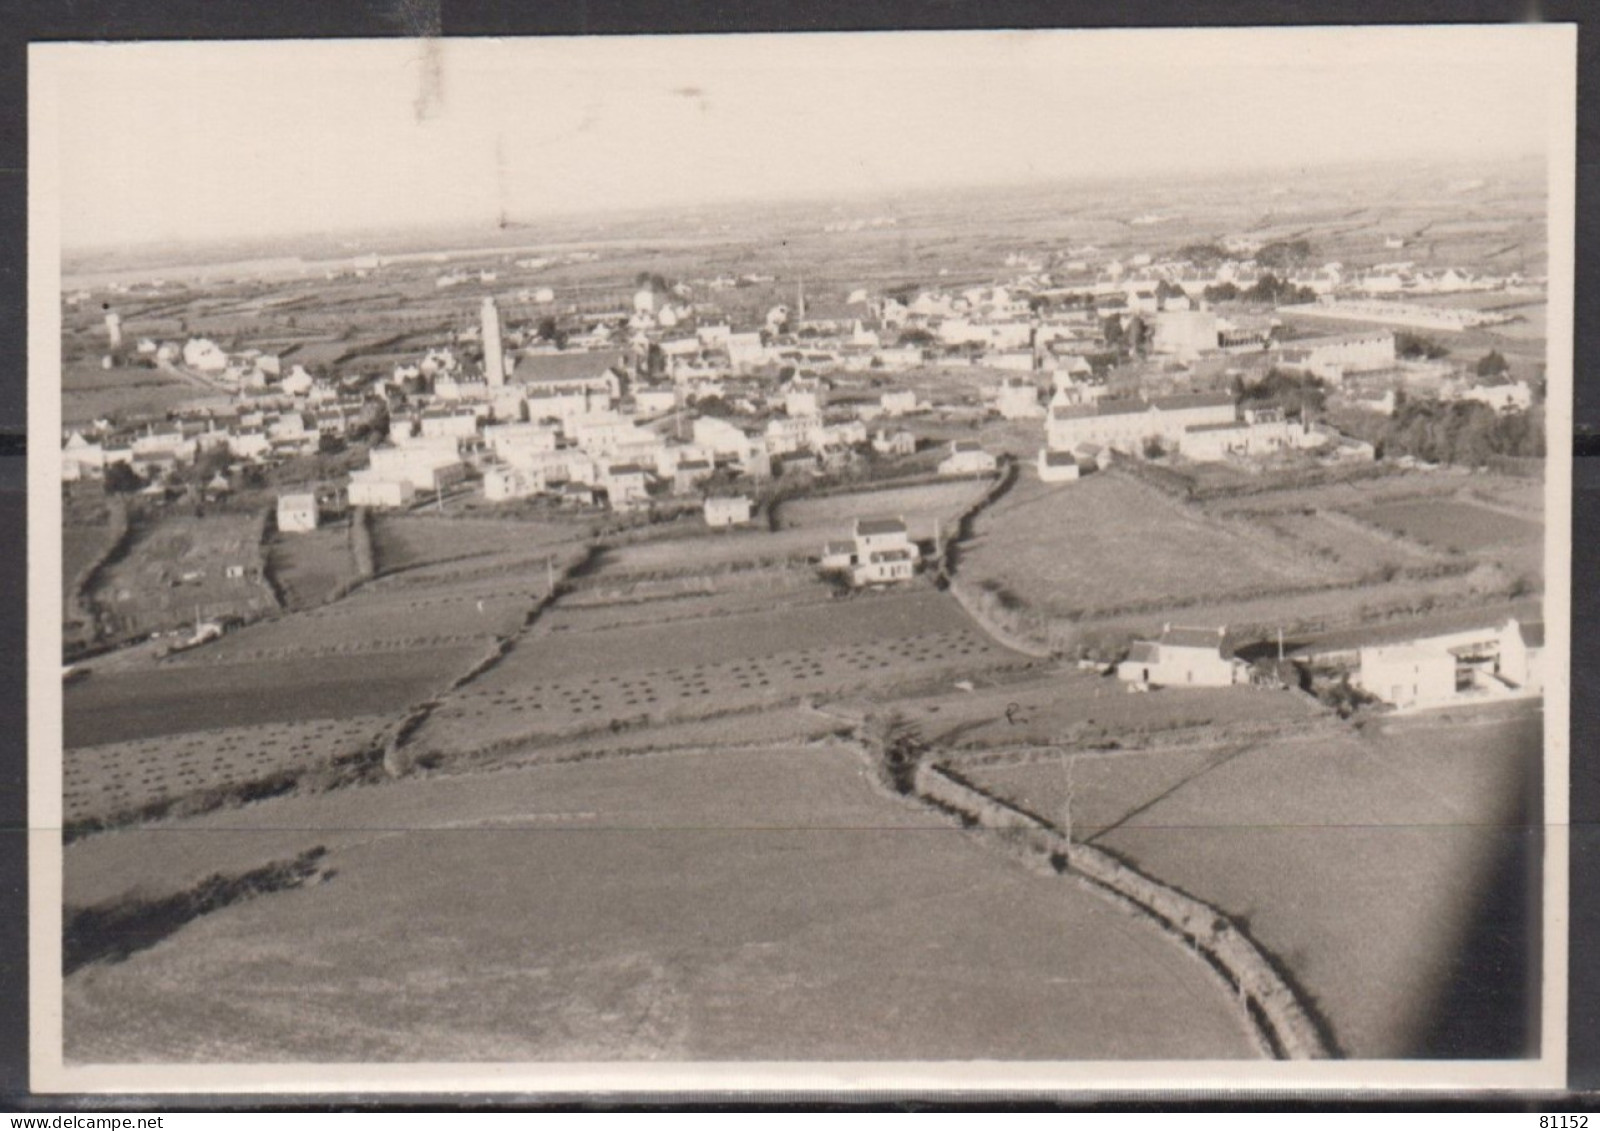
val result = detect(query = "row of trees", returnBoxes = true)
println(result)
[1202,273,1318,306]
[1334,397,1545,465]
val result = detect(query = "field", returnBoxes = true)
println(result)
[64,646,481,748]
[412,589,1019,757]
[882,670,1327,751]
[368,514,587,575]
[1357,499,1543,557]
[773,479,990,533]
[961,471,1340,618]
[61,360,198,425]
[960,705,1543,1057]
[264,523,364,611]
[65,714,391,826]
[62,744,1257,1061]
[91,513,277,639]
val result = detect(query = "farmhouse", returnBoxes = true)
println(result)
[1117,625,1242,688]
[939,439,999,476]
[1354,618,1544,710]
[275,493,318,533]
[703,495,754,528]
[1036,448,1082,483]
[818,517,923,587]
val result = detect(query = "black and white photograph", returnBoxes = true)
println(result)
[27,26,1574,1092]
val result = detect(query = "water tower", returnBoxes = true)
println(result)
[480,296,505,387]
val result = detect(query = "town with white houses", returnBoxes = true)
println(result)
[49,24,1560,1072]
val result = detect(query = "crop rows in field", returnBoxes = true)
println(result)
[416,626,1009,754]
[65,714,390,824]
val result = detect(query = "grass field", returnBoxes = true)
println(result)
[265,524,363,611]
[64,645,480,748]
[1357,499,1543,556]
[63,744,1256,1061]
[887,670,1326,751]
[369,514,583,575]
[961,472,1337,618]
[965,705,1542,1058]
[61,361,197,425]
[774,479,989,533]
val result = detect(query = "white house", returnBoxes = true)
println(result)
[483,464,547,501]
[1462,378,1533,413]
[1355,618,1544,710]
[938,439,998,476]
[995,379,1044,420]
[704,495,754,528]
[880,389,919,416]
[603,463,651,508]
[1036,448,1082,483]
[872,428,917,457]
[1117,625,1242,688]
[275,493,318,533]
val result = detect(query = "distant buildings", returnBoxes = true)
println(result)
[1273,330,1396,382]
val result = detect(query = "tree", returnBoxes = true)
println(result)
[102,462,144,494]
[1476,350,1509,377]
[1203,281,1240,303]
[1142,435,1166,460]
[1394,331,1449,360]
[1255,238,1313,272]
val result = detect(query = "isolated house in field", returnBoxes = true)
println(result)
[1354,618,1544,710]
[1118,625,1241,688]
[1036,448,1082,483]
[818,517,921,586]
[276,493,319,533]
[703,495,753,529]
[939,439,998,476]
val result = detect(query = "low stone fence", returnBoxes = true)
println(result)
[913,760,1332,1060]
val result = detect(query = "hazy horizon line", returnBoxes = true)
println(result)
[61,147,1546,265]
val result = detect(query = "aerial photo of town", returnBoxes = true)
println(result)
[46,31,1561,1073]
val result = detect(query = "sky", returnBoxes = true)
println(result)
[38,25,1570,250]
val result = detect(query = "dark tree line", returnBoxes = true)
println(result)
[1335,397,1545,465]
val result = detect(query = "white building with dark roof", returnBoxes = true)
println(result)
[1117,625,1242,688]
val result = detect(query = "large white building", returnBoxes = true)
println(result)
[1046,392,1237,456]
[1355,618,1544,710]
[1273,329,1396,382]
